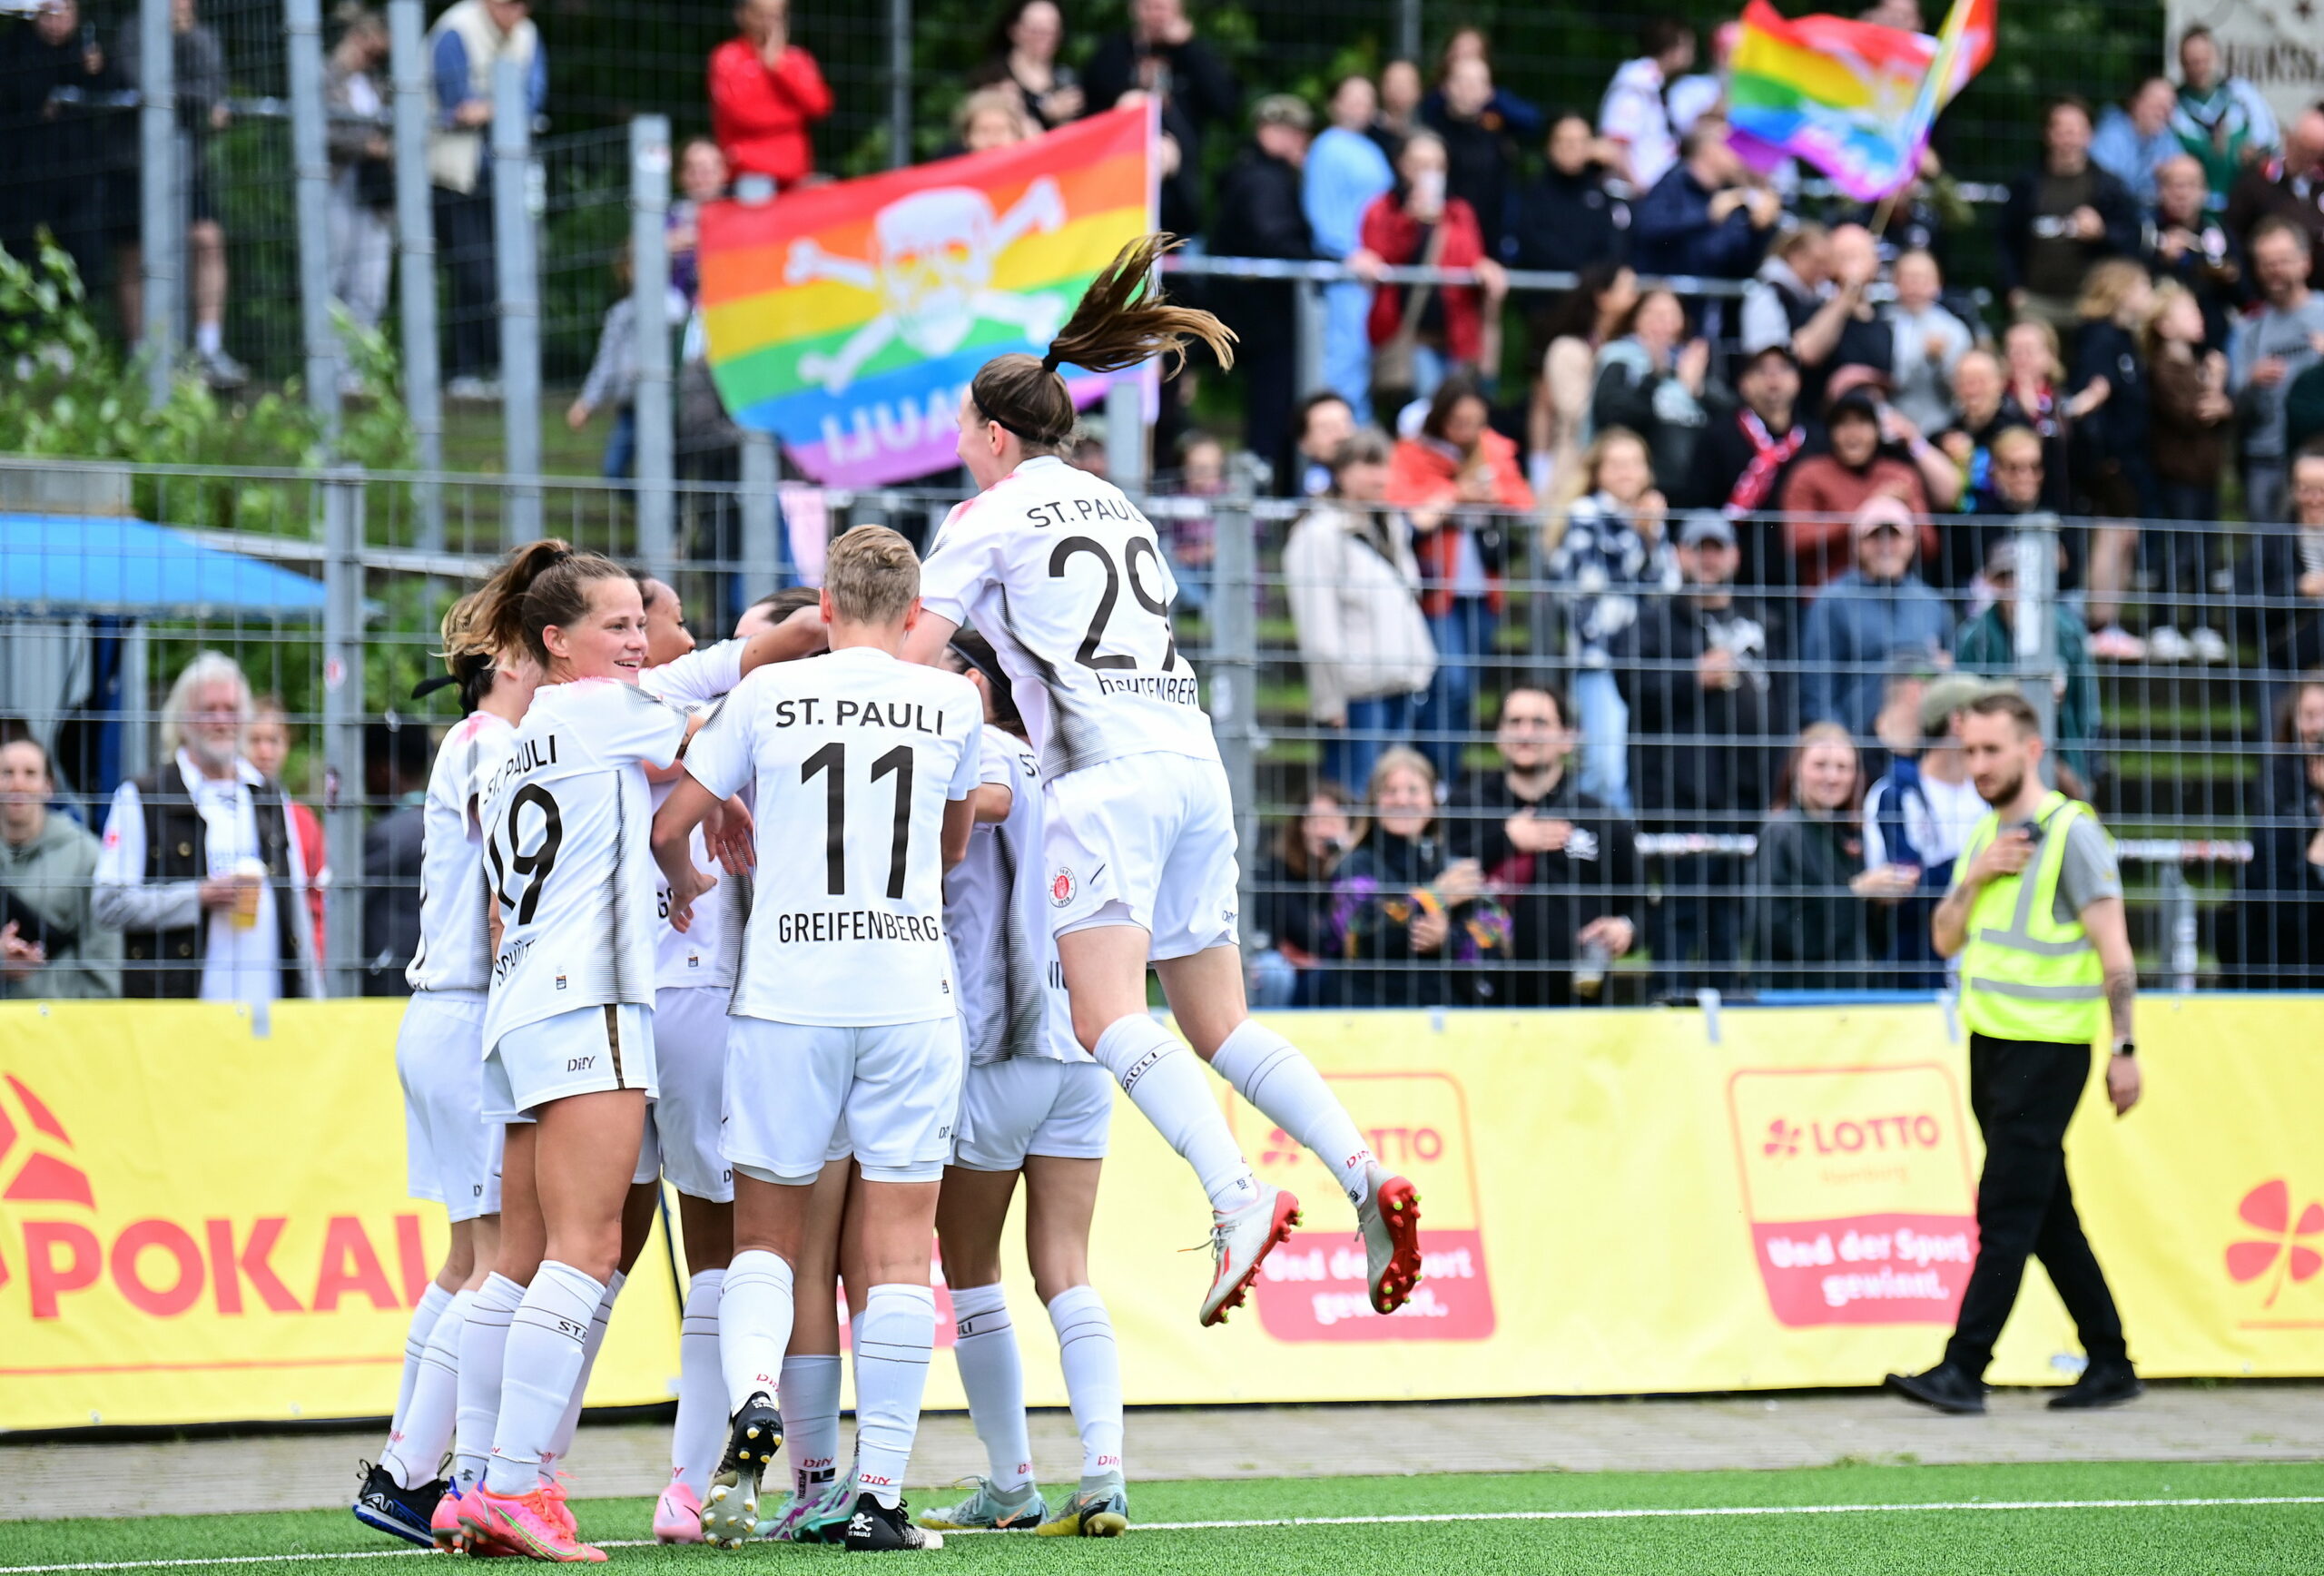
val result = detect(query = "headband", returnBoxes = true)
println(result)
[947,635,1010,694]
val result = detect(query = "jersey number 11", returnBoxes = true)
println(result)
[802,742,913,900]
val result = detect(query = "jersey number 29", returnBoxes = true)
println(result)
[1049,534,1177,671]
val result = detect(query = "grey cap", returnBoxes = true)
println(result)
[1252,94,1315,133]
[1679,512,1736,547]
[1918,673,2010,736]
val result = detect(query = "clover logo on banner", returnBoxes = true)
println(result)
[2226,1179,2324,1307]
[1763,1119,1803,1161]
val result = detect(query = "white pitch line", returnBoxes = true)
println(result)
[5,1495,2320,1572]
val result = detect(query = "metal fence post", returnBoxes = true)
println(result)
[493,57,541,545]
[1397,0,1422,65]
[740,430,782,593]
[1105,379,1146,497]
[138,0,177,406]
[389,0,444,547]
[287,0,340,438]
[1294,276,1326,403]
[888,0,911,169]
[322,467,368,998]
[2013,513,2061,784]
[2161,862,2198,993]
[631,116,675,580]
[1210,476,1261,946]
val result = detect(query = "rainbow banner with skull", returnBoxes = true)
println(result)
[699,104,1156,487]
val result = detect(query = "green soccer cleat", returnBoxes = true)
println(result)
[1036,1471,1128,1538]
[792,1470,860,1544]
[917,1476,1046,1531]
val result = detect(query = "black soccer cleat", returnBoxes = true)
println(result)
[843,1490,943,1552]
[702,1392,783,1548]
[350,1459,444,1549]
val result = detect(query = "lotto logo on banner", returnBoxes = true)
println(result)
[1726,1064,1977,1327]
[1231,1072,1494,1342]
[2227,1177,2324,1327]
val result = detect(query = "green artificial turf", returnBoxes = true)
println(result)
[4,1460,2320,1574]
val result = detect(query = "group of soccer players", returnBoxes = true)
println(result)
[351,235,1423,1561]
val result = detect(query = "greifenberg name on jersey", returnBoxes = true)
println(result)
[767,697,947,734]
[773,909,947,944]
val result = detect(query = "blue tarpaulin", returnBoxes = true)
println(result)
[0,514,328,616]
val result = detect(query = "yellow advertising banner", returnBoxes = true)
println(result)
[4,997,2320,1432]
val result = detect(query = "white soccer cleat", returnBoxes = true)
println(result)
[1199,1182,1300,1327]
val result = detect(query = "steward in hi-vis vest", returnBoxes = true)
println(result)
[1886,692,2145,1418]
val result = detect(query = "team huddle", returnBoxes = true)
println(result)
[352,236,1423,1561]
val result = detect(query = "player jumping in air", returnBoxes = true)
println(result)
[903,234,1424,1326]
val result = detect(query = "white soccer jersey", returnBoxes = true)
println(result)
[642,641,749,991]
[945,730,1077,1066]
[406,711,517,994]
[919,455,1217,779]
[683,645,981,1028]
[478,678,690,1053]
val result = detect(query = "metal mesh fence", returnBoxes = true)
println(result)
[4,452,2319,1001]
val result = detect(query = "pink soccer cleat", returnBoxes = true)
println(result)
[654,1481,706,1544]
[463,1483,606,1563]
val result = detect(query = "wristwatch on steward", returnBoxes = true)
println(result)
[2112,1040,2136,1059]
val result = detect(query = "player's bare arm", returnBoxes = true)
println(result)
[649,773,724,931]
[901,610,961,669]
[738,602,830,675]
[943,794,978,869]
[971,782,1013,824]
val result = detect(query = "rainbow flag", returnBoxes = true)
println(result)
[1728,0,1996,202]
[699,104,1155,487]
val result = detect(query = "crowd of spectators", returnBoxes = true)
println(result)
[6,3,2324,1000]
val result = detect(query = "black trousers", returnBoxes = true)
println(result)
[433,183,497,379]
[1944,1033,2128,1376]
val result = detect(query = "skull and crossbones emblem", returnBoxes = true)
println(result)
[783,178,1070,393]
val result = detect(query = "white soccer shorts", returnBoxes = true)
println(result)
[951,1057,1113,1172]
[723,1016,963,1186]
[1043,752,1241,962]
[394,990,504,1222]
[484,1001,659,1121]
[649,984,735,1202]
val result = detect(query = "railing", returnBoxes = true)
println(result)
[4,450,2319,1003]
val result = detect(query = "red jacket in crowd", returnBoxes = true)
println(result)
[1359,194,1491,364]
[709,37,833,188]
[1384,429,1536,616]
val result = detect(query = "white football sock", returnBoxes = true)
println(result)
[720,1250,795,1413]
[454,1273,524,1492]
[852,1284,935,1510]
[483,1261,602,1496]
[1046,1285,1123,1480]
[383,1287,469,1489]
[1210,1019,1375,1209]
[389,1282,453,1442]
[194,320,222,356]
[541,1269,623,1481]
[1093,1015,1257,1213]
[948,1283,1032,1493]
[672,1268,725,1499]
[781,1354,842,1500]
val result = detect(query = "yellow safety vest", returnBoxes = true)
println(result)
[1956,791,2107,1044]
